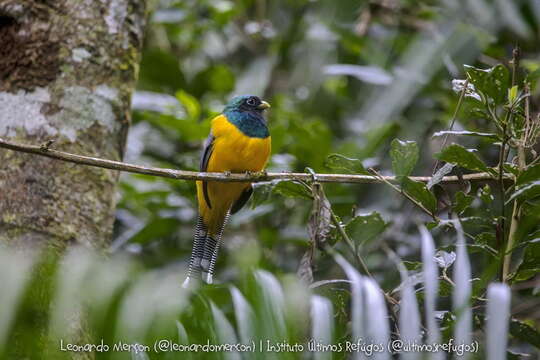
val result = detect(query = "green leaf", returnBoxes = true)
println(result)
[465,64,510,104]
[144,112,209,141]
[130,217,179,244]
[402,178,437,214]
[516,163,540,186]
[475,232,496,247]
[504,163,520,177]
[210,302,240,349]
[426,221,439,230]
[508,85,518,104]
[403,261,422,271]
[489,64,511,104]
[207,65,235,93]
[432,130,500,142]
[346,211,388,246]
[507,181,540,203]
[324,154,368,174]
[479,184,494,204]
[131,350,150,360]
[469,232,498,257]
[176,321,189,344]
[176,90,201,120]
[138,49,185,91]
[453,191,474,214]
[438,279,453,297]
[509,319,540,348]
[390,139,419,178]
[514,241,540,281]
[440,311,455,339]
[459,216,493,229]
[508,350,532,360]
[272,181,312,200]
[251,183,274,208]
[527,67,540,93]
[436,144,493,174]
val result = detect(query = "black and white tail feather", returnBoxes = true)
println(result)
[182,181,252,287]
[183,212,230,287]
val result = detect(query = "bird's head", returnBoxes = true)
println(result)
[223,95,271,114]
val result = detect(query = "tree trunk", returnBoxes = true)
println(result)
[0,0,146,249]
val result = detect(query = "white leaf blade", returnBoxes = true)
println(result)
[486,283,511,360]
[420,226,443,360]
[310,295,334,360]
[452,219,472,359]
[230,286,256,345]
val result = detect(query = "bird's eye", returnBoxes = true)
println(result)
[246,97,257,106]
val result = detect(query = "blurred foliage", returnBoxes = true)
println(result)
[6,0,540,358]
[113,0,540,356]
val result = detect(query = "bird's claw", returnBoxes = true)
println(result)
[245,170,267,179]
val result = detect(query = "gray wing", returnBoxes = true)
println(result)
[200,133,215,209]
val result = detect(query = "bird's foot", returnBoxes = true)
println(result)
[245,170,267,179]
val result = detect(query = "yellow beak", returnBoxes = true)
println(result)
[258,101,271,110]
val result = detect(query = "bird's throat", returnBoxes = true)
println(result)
[224,110,269,139]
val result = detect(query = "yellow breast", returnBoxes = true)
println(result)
[207,115,271,173]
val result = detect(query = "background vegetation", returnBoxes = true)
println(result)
[2,0,540,359]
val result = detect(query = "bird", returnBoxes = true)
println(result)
[183,95,271,287]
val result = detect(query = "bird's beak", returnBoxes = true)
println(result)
[258,101,271,110]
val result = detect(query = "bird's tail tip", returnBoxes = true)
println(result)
[182,272,213,289]
[182,276,194,289]
[182,256,213,289]
[202,271,213,284]
[184,215,226,289]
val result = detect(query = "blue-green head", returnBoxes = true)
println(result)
[223,95,270,138]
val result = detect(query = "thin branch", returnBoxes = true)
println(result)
[369,168,440,221]
[503,78,529,283]
[500,47,520,282]
[328,211,373,278]
[432,78,469,173]
[309,279,352,289]
[442,268,456,287]
[297,178,374,279]
[0,137,511,184]
[304,181,400,311]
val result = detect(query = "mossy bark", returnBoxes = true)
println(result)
[0,1,147,359]
[0,0,146,250]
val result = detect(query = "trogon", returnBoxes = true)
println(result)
[183,95,271,286]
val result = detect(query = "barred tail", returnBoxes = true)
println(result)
[200,212,230,284]
[182,216,207,288]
